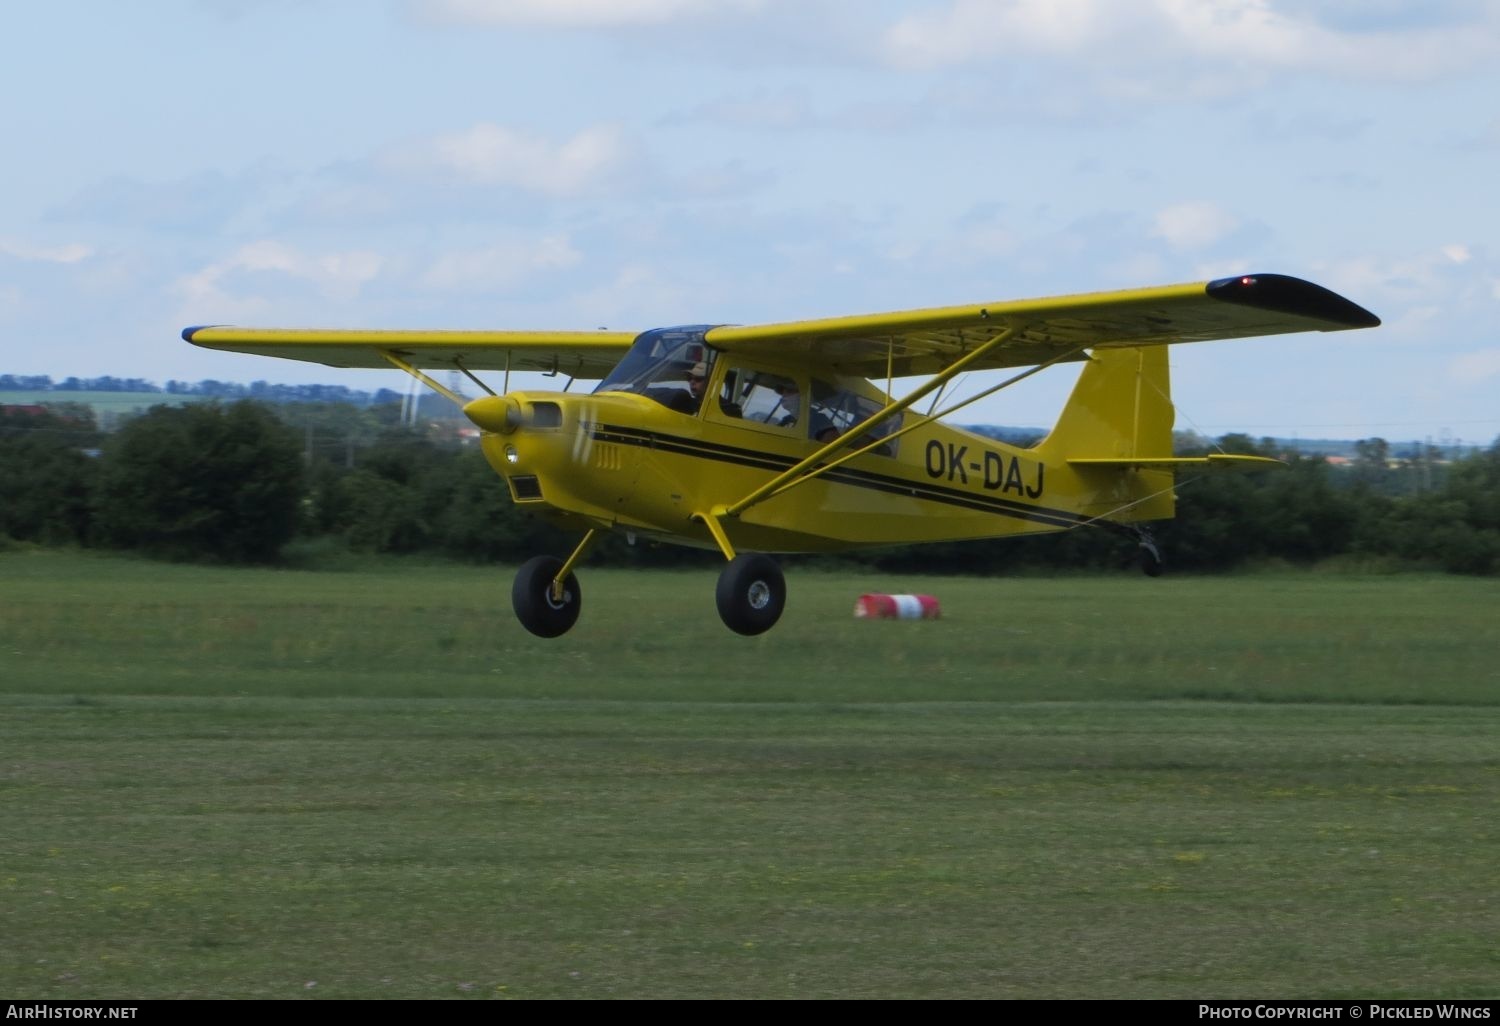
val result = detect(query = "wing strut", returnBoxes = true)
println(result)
[379,351,466,406]
[454,357,497,397]
[716,324,1025,519]
[750,345,1089,507]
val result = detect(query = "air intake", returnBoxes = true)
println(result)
[509,476,543,501]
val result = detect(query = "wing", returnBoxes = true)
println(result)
[182,326,637,380]
[703,274,1379,378]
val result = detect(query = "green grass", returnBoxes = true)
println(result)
[2,550,1499,998]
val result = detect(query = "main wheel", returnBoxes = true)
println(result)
[512,555,582,638]
[715,553,786,636]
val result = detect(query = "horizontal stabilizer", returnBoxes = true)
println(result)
[1068,455,1286,472]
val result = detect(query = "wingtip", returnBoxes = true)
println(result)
[182,324,235,344]
[1205,274,1380,329]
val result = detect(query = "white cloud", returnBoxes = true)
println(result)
[881,0,1500,81]
[1158,0,1500,80]
[1448,349,1500,384]
[1325,246,1485,307]
[419,0,761,27]
[0,238,94,264]
[882,0,1120,69]
[176,240,384,309]
[1150,201,1240,250]
[420,235,582,292]
[390,123,631,197]
[569,263,703,326]
[1155,0,1321,67]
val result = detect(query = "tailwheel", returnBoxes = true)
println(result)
[715,553,786,636]
[1138,532,1164,577]
[512,555,582,638]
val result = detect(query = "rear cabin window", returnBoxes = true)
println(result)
[809,380,901,456]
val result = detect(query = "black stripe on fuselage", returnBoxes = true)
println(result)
[587,423,1087,529]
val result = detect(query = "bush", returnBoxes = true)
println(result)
[94,401,303,562]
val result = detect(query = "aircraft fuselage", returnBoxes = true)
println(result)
[472,386,1171,554]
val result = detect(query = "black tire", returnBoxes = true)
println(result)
[1140,544,1164,578]
[715,553,786,636]
[512,555,582,638]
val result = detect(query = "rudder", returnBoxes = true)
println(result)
[1032,346,1177,526]
[1034,346,1173,461]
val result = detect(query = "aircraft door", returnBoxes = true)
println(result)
[708,364,805,436]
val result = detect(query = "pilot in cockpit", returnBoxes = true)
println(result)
[685,362,709,410]
[774,381,837,441]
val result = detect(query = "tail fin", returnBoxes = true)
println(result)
[1035,346,1173,460]
[1031,347,1282,527]
[1032,346,1177,525]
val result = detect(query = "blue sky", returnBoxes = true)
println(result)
[4,0,1499,442]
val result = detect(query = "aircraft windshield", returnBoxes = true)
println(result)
[594,326,718,414]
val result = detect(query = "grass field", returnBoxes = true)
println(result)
[3,550,1499,999]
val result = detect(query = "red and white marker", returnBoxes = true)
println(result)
[853,594,941,620]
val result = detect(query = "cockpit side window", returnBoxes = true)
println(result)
[717,368,801,428]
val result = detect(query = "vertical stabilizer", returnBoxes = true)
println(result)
[1034,346,1173,460]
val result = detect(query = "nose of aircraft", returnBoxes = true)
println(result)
[464,395,521,434]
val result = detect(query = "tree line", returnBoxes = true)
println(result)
[3,400,1498,575]
[1,372,399,406]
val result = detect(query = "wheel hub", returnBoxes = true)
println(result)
[747,580,771,610]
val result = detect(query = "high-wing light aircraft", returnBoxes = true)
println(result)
[184,273,1378,637]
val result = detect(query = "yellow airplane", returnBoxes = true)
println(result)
[184,273,1378,637]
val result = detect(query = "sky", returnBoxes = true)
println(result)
[3,0,1499,443]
